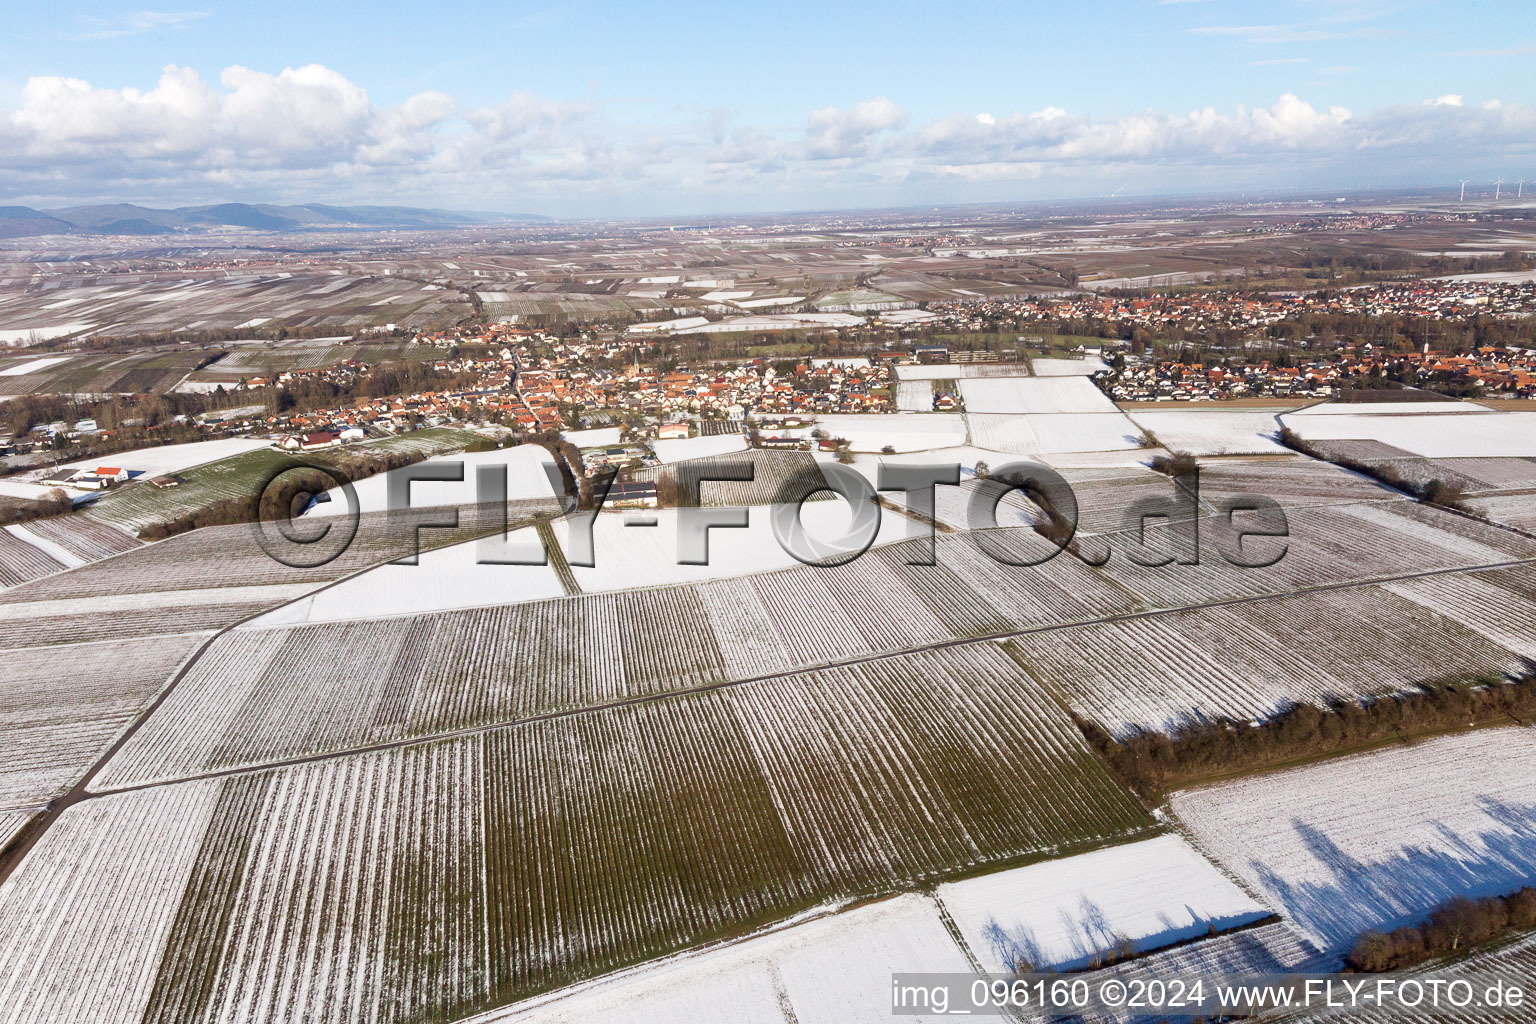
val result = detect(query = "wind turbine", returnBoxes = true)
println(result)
[1519,178,1526,199]
[1495,177,1504,200]
[1458,179,1469,202]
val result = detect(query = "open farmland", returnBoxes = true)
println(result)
[0,811,31,852]
[1029,355,1108,376]
[936,834,1268,973]
[305,441,559,517]
[96,539,1133,781]
[774,413,967,453]
[0,498,564,651]
[84,428,479,531]
[0,270,471,340]
[1466,492,1536,532]
[958,375,1118,415]
[0,633,209,808]
[1070,923,1325,1024]
[1280,406,1536,458]
[1190,455,1398,507]
[0,781,227,1024]
[1263,930,1536,1023]
[1171,727,1536,952]
[56,437,273,480]
[0,347,228,396]
[476,894,975,1024]
[894,379,933,411]
[100,467,1536,782]
[917,463,1186,535]
[6,514,141,563]
[6,200,1536,1020]
[633,448,831,506]
[1009,582,1531,737]
[0,528,66,586]
[966,411,1147,455]
[0,644,1155,1022]
[1089,499,1536,608]
[177,338,424,387]
[1126,409,1288,455]
[892,363,1031,380]
[646,433,748,464]
[1382,564,1536,658]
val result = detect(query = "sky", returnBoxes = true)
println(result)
[1,0,1533,216]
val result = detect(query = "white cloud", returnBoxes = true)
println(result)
[805,97,907,158]
[11,65,218,157]
[72,10,208,40]
[1189,22,1394,44]
[218,65,372,160]
[1,65,1533,213]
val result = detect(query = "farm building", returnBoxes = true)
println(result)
[279,431,343,452]
[605,480,658,507]
[70,466,128,489]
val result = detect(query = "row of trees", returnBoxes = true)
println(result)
[1078,673,1536,800]
[1349,889,1536,972]
[1278,426,1469,511]
[0,488,73,527]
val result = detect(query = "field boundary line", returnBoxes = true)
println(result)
[77,553,1536,800]
[0,504,568,889]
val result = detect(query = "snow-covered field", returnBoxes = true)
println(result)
[1127,410,1288,455]
[1432,269,1536,284]
[778,413,966,452]
[257,494,929,625]
[1030,356,1109,377]
[1041,448,1165,469]
[891,363,1031,380]
[1280,409,1536,458]
[1466,492,1536,532]
[1285,400,1490,417]
[649,433,748,464]
[562,426,622,448]
[1171,727,1536,951]
[0,356,70,376]
[477,895,973,1024]
[895,380,932,412]
[809,445,998,489]
[0,781,224,1024]
[70,643,1152,1020]
[253,527,569,625]
[0,583,317,626]
[54,437,272,479]
[966,412,1144,454]
[937,834,1269,973]
[0,480,71,501]
[959,376,1118,415]
[4,524,85,568]
[0,809,31,850]
[0,634,209,807]
[558,502,923,592]
[0,323,94,345]
[307,443,561,517]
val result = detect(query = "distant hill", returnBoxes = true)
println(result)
[0,206,82,239]
[0,202,549,237]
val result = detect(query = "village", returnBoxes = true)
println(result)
[925,278,1536,335]
[5,277,1536,493]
